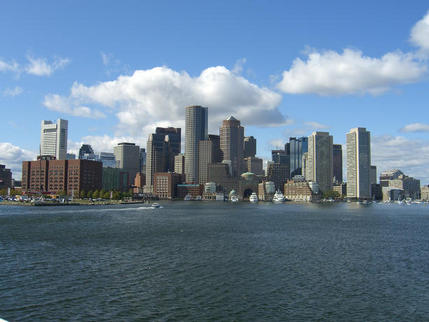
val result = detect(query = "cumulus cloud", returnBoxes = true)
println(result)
[304,121,330,130]
[400,122,429,133]
[0,142,37,179]
[43,66,286,139]
[43,94,106,118]
[410,10,429,54]
[0,59,19,73]
[277,49,426,95]
[68,135,143,155]
[372,135,429,184]
[2,86,23,97]
[25,56,70,76]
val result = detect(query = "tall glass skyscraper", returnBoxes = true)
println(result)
[289,137,308,177]
[185,105,208,183]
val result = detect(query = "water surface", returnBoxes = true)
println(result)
[1,202,428,321]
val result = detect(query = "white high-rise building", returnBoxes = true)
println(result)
[40,119,68,160]
[346,128,371,199]
[307,131,333,193]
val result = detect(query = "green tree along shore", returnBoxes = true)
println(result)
[1,188,133,201]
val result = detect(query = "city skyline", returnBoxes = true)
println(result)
[1,1,429,183]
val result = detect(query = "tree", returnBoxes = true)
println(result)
[322,190,340,199]
[87,190,93,199]
[93,190,100,199]
[80,190,87,199]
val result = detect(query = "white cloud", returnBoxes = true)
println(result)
[304,121,330,130]
[400,122,429,133]
[68,135,142,155]
[0,59,19,73]
[2,86,23,97]
[43,94,106,119]
[269,139,285,149]
[277,49,426,95]
[43,66,286,140]
[410,10,429,54]
[26,56,70,76]
[232,57,247,74]
[372,135,429,184]
[101,52,112,66]
[0,142,37,180]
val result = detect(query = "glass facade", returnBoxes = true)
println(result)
[289,137,308,177]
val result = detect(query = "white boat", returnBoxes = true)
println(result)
[249,192,258,203]
[184,194,192,201]
[230,195,239,203]
[151,203,160,208]
[272,190,285,203]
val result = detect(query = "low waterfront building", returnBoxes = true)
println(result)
[153,172,182,199]
[380,169,420,200]
[102,167,121,191]
[284,179,319,202]
[258,181,275,201]
[421,186,429,201]
[333,183,347,197]
[177,183,204,199]
[22,159,102,195]
[133,172,146,194]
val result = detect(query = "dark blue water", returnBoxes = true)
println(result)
[1,202,429,321]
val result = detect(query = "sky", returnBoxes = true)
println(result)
[1,0,429,183]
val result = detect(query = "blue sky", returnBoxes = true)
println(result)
[1,1,429,183]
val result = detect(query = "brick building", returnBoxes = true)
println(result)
[153,172,182,199]
[22,159,102,195]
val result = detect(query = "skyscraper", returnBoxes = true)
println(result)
[220,116,244,177]
[307,132,333,193]
[114,142,140,188]
[346,128,371,199]
[198,135,222,184]
[78,144,94,159]
[243,136,256,158]
[289,137,308,177]
[156,127,181,171]
[185,106,208,183]
[40,119,68,160]
[145,134,167,189]
[333,144,343,183]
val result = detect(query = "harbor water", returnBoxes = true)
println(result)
[1,202,429,321]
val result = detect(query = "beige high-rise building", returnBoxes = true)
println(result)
[220,116,244,177]
[346,128,371,199]
[185,106,208,183]
[307,132,333,193]
[198,135,221,184]
[174,154,185,175]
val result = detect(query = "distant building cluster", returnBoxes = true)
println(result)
[9,107,425,201]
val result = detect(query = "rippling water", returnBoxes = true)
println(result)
[1,202,429,321]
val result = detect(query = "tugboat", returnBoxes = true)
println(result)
[249,192,258,203]
[272,190,285,203]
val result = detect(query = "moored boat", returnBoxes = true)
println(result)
[249,192,258,203]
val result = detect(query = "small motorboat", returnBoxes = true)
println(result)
[151,203,161,208]
[249,192,258,203]
[272,190,285,203]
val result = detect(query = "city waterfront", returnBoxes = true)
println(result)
[1,202,429,320]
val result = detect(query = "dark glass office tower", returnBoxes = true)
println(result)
[289,137,308,177]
